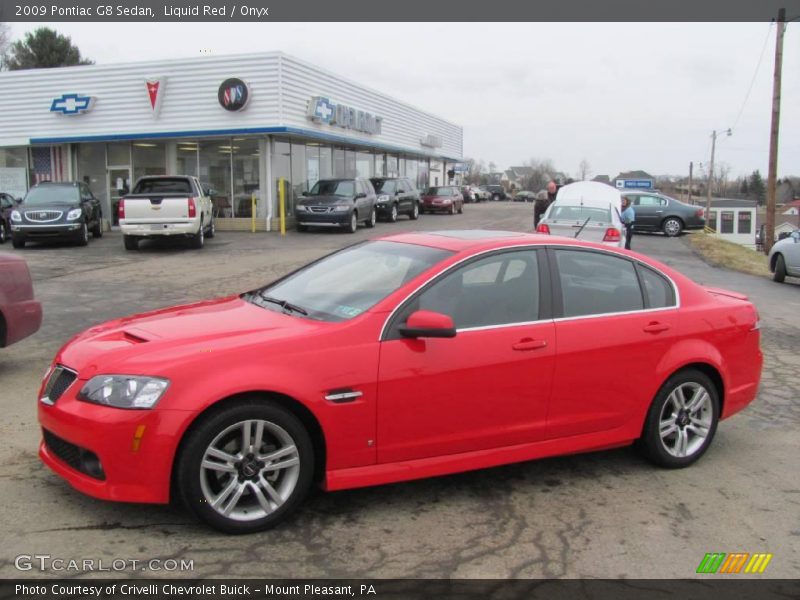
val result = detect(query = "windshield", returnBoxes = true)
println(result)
[133,178,193,194]
[23,186,79,206]
[244,241,453,322]
[550,205,612,222]
[309,180,355,197]
[426,187,452,196]
[371,179,395,194]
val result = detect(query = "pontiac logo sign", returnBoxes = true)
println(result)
[218,78,250,112]
[307,96,383,135]
[146,76,166,117]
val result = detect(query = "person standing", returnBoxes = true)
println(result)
[621,197,635,250]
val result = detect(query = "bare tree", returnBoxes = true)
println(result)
[577,159,591,181]
[0,23,11,70]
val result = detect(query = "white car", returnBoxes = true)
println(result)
[119,175,214,250]
[769,230,800,283]
[535,181,626,248]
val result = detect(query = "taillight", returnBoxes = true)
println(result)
[118,199,125,219]
[603,227,621,242]
[536,223,550,234]
[696,209,704,217]
[187,197,197,218]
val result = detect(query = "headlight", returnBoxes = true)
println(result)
[10,210,21,222]
[66,208,82,221]
[295,205,307,212]
[377,194,390,203]
[77,375,170,410]
[333,205,350,212]
[442,199,453,204]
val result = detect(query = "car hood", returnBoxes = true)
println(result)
[57,296,324,378]
[298,195,351,205]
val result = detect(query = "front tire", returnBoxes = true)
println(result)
[457,202,463,214]
[12,238,25,249]
[177,400,314,534]
[389,204,398,223]
[662,217,683,237]
[410,202,419,220]
[773,254,787,283]
[347,211,358,234]
[206,216,216,239]
[0,221,8,244]
[639,369,719,468]
[91,219,103,238]
[76,222,89,246]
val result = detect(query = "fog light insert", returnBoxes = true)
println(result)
[42,429,106,480]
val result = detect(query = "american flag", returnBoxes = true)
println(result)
[31,146,64,184]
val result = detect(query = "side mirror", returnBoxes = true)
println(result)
[301,191,309,196]
[399,310,457,339]
[396,189,405,194]
[355,192,367,199]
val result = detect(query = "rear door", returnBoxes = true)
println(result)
[629,194,666,230]
[546,247,678,438]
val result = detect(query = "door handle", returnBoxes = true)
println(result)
[512,338,548,351]
[643,322,671,333]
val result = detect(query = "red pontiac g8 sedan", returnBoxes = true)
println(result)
[38,231,762,533]
[0,252,42,348]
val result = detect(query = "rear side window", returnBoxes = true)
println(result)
[639,266,676,309]
[133,178,193,194]
[555,250,643,317]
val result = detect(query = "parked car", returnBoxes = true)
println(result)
[0,253,42,348]
[461,186,476,203]
[295,178,377,233]
[481,185,507,202]
[9,182,103,248]
[0,192,18,244]
[37,230,762,533]
[421,186,464,214]
[369,177,420,222]
[472,187,490,202]
[621,191,705,237]
[461,185,487,203]
[768,229,800,283]
[120,176,214,251]
[514,191,536,203]
[536,181,626,248]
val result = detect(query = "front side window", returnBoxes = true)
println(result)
[244,241,452,322]
[555,250,643,317]
[390,250,541,334]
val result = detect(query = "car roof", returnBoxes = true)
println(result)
[34,181,79,187]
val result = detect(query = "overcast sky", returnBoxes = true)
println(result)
[10,22,800,180]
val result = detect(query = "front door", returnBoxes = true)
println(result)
[377,248,555,463]
[107,167,131,226]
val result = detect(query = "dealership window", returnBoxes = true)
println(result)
[707,211,717,232]
[386,155,398,177]
[555,250,644,317]
[319,146,332,180]
[272,139,292,215]
[290,142,306,209]
[405,158,417,188]
[738,211,752,234]
[0,147,27,168]
[176,141,198,177]
[107,142,130,166]
[132,142,166,182]
[720,211,734,234]
[232,138,260,218]
[356,152,373,178]
[199,140,232,217]
[76,143,108,217]
[375,153,386,177]
[417,158,429,192]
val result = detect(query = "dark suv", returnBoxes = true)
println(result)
[481,185,507,201]
[0,193,18,244]
[10,182,103,248]
[621,191,706,237]
[369,177,420,222]
[295,178,377,234]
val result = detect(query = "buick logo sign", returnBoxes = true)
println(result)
[218,78,250,112]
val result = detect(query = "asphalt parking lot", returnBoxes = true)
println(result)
[1,202,798,579]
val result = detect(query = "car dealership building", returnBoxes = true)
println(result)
[0,52,463,230]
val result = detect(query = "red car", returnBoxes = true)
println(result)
[38,231,762,533]
[421,186,464,214]
[0,253,42,348]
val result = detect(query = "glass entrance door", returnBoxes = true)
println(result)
[107,167,131,226]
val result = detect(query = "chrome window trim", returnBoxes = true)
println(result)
[378,242,681,341]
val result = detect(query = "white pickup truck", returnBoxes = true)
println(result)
[119,175,215,250]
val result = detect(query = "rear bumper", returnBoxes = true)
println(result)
[120,221,199,237]
[1,299,42,346]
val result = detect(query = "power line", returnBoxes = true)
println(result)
[731,22,774,132]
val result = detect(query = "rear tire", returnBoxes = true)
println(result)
[123,235,139,251]
[409,202,419,220]
[773,254,787,283]
[206,216,216,238]
[91,220,103,238]
[177,400,314,534]
[191,220,205,249]
[662,217,683,237]
[638,369,719,469]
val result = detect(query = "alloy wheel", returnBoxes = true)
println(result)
[658,382,713,458]
[199,419,301,522]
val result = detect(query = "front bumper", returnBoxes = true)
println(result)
[120,222,198,237]
[38,382,191,504]
[11,223,83,240]
[422,202,453,212]
[295,210,352,226]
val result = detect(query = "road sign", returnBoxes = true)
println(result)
[616,179,653,189]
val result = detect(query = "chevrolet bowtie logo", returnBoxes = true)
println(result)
[50,93,95,115]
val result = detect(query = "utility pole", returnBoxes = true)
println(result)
[705,132,717,221]
[765,7,786,254]
[688,162,693,205]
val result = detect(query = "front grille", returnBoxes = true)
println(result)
[308,206,334,213]
[25,210,63,222]
[42,429,105,480]
[41,365,78,405]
